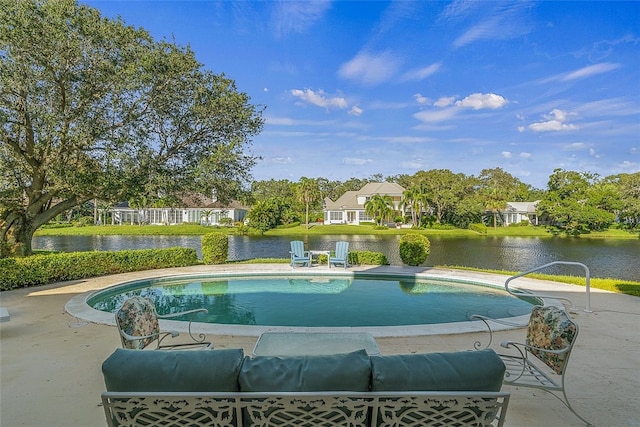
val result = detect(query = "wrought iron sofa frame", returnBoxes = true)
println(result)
[102,390,510,427]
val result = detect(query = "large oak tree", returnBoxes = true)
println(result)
[0,0,264,256]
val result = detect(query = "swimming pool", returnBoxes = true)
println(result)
[87,273,536,328]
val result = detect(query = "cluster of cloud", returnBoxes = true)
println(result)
[290,88,362,116]
[413,92,508,124]
[519,109,578,133]
[337,50,442,86]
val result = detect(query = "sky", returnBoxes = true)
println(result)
[83,0,640,189]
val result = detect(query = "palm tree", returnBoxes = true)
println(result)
[485,188,508,229]
[364,194,394,226]
[401,184,429,227]
[296,177,320,229]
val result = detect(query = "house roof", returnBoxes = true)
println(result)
[505,201,540,213]
[358,182,405,196]
[324,182,406,210]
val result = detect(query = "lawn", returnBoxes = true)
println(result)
[35,223,639,239]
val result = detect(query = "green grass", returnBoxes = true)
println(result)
[36,223,235,236]
[443,265,640,297]
[35,223,639,239]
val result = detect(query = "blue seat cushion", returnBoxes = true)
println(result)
[102,348,244,392]
[371,349,505,392]
[239,349,371,392]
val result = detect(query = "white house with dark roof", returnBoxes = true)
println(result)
[323,182,406,225]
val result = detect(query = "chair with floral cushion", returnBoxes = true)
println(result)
[472,305,592,426]
[115,296,211,350]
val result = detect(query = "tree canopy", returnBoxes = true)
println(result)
[0,0,264,256]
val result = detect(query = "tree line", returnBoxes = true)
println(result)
[243,168,640,235]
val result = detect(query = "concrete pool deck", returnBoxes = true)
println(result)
[1,264,639,426]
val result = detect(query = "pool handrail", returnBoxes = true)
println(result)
[504,261,592,313]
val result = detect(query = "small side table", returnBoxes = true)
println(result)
[309,250,330,267]
[253,332,380,356]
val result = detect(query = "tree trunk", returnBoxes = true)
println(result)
[0,212,36,257]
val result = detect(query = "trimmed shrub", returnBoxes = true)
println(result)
[0,247,198,291]
[399,234,430,266]
[350,250,389,266]
[201,232,228,264]
[469,223,488,234]
[317,250,389,266]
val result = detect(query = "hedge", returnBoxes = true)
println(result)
[0,247,199,291]
[317,250,389,266]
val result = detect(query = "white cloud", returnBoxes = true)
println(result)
[272,156,293,164]
[338,51,401,85]
[402,160,423,169]
[414,93,430,104]
[564,142,588,151]
[290,88,348,110]
[434,96,456,107]
[502,151,512,158]
[520,152,532,158]
[413,107,459,123]
[402,62,442,81]
[271,1,331,39]
[541,62,621,83]
[343,157,373,165]
[456,93,508,110]
[348,106,363,116]
[528,109,578,132]
[562,62,621,81]
[447,3,533,48]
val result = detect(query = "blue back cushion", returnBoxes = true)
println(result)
[102,348,244,392]
[371,349,505,392]
[239,349,371,392]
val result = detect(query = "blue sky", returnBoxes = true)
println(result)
[84,1,639,189]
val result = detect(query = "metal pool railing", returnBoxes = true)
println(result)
[504,261,592,313]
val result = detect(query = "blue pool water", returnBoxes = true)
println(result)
[88,274,535,327]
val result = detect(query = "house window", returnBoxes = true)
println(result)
[360,212,372,222]
[330,211,343,221]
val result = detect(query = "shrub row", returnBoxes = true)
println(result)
[0,247,199,291]
[317,250,389,266]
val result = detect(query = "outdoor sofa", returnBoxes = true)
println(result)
[101,347,509,426]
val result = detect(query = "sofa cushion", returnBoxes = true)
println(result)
[371,349,505,392]
[239,349,371,392]
[102,348,244,392]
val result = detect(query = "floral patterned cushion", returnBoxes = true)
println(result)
[525,305,577,375]
[116,297,160,350]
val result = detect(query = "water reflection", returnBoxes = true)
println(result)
[34,233,639,280]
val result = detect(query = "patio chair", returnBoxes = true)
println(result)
[472,305,592,426]
[329,241,349,268]
[115,296,211,350]
[290,240,311,267]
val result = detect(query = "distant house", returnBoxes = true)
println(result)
[323,182,406,225]
[109,194,248,226]
[496,201,540,226]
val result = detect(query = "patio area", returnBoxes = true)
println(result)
[1,264,638,426]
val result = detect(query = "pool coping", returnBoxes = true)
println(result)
[65,265,554,337]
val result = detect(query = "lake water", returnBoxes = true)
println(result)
[33,234,639,281]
